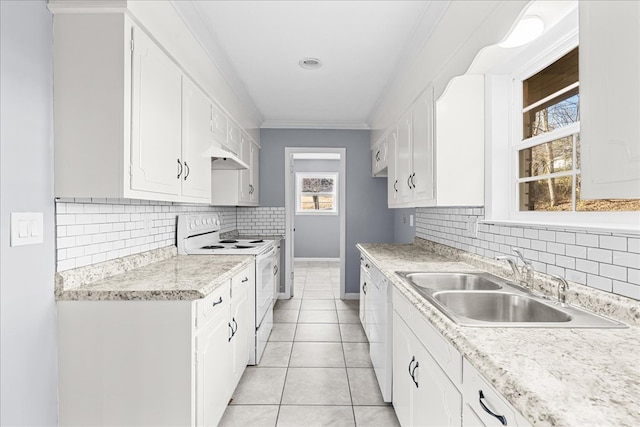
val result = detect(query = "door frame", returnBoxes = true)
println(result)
[283,147,346,299]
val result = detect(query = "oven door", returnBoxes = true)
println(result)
[255,245,277,327]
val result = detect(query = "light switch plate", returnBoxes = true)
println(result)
[11,212,44,246]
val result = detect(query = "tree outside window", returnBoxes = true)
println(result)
[296,173,338,214]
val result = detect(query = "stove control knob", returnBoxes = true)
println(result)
[195,219,201,226]
[205,218,211,224]
[215,218,221,226]
[189,221,196,230]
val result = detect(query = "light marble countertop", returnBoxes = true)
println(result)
[56,247,254,301]
[357,241,640,427]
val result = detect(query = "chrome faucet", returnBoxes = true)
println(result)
[550,275,570,307]
[496,255,522,283]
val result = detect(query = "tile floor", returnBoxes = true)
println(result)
[219,260,400,427]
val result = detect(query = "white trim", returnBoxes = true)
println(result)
[295,172,339,215]
[516,122,580,150]
[285,147,347,300]
[343,293,360,301]
[294,258,341,262]
[480,219,640,236]
[261,120,370,130]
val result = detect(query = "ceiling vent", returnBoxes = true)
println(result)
[299,57,322,70]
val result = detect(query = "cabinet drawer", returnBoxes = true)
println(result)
[197,282,230,329]
[463,358,530,427]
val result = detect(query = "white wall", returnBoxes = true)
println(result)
[0,1,58,425]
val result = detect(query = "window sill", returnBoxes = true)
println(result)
[480,218,640,236]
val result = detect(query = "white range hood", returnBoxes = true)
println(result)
[207,145,249,170]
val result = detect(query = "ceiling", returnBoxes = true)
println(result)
[171,1,446,129]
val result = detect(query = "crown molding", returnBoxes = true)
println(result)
[169,0,264,126]
[367,0,451,125]
[260,120,371,130]
[47,0,129,14]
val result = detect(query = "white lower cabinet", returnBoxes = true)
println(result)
[57,264,254,427]
[391,286,530,427]
[392,310,461,426]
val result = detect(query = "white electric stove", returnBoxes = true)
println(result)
[177,214,278,364]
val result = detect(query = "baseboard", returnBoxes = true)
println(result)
[294,257,340,262]
[343,292,360,300]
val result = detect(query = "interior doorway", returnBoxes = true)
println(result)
[284,147,346,300]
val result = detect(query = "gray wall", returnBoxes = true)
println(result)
[394,208,416,243]
[259,129,395,293]
[294,159,340,258]
[1,1,58,425]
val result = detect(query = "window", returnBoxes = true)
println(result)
[295,173,338,214]
[516,48,640,213]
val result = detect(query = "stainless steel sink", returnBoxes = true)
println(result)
[398,272,502,291]
[395,271,627,328]
[433,291,571,323]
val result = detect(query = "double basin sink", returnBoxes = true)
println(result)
[396,271,626,328]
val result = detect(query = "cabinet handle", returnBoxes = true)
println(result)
[362,282,367,295]
[407,175,412,189]
[478,390,507,426]
[184,161,190,180]
[242,277,249,283]
[394,180,398,192]
[408,356,419,388]
[410,173,416,189]
[273,265,278,275]
[228,318,238,342]
[228,322,234,342]
[212,296,223,307]
[177,158,183,179]
[376,150,380,161]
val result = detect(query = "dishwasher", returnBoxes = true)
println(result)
[369,266,392,402]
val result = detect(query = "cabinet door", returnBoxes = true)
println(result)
[396,110,413,205]
[238,134,251,203]
[210,102,228,145]
[227,122,241,156]
[392,311,414,427]
[411,337,462,426]
[131,26,182,196]
[412,86,435,206]
[230,273,250,387]
[387,129,400,206]
[249,142,260,204]
[196,301,231,427]
[181,77,212,200]
[359,264,369,331]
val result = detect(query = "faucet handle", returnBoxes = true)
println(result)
[550,274,570,306]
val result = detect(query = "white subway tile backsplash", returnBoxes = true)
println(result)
[587,274,613,292]
[599,263,627,281]
[599,235,627,252]
[55,198,236,272]
[415,207,638,300]
[576,233,599,247]
[587,247,613,264]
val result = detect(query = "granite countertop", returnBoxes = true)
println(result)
[357,241,640,427]
[56,247,254,301]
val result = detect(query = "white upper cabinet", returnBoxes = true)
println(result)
[433,74,484,207]
[50,2,259,204]
[387,129,399,206]
[389,86,435,207]
[181,78,213,200]
[210,134,259,207]
[579,1,640,199]
[372,135,389,177]
[386,77,484,208]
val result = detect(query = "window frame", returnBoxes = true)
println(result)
[295,172,339,215]
[484,13,639,233]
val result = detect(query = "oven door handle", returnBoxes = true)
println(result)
[256,245,277,261]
